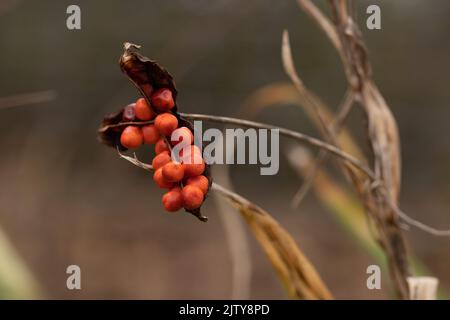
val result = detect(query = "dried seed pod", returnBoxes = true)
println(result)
[151,88,175,112]
[119,42,177,113]
[98,43,212,221]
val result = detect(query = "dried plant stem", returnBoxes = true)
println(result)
[179,112,374,180]
[295,0,341,53]
[291,88,355,207]
[211,182,332,300]
[98,119,154,132]
[212,167,252,299]
[386,195,450,237]
[293,0,409,298]
[0,90,57,110]
[282,29,362,208]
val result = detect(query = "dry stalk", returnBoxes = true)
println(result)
[292,0,409,298]
[0,90,57,110]
[212,183,332,300]
[98,119,154,132]
[179,112,374,179]
[211,166,252,300]
[290,89,355,207]
[282,30,364,208]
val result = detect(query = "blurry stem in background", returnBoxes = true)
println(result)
[0,90,54,299]
[0,227,42,299]
[290,88,355,208]
[212,166,252,300]
[0,90,57,110]
[281,29,359,208]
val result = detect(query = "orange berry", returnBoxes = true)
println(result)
[170,127,194,146]
[162,187,184,212]
[151,88,175,112]
[142,125,160,144]
[180,145,202,162]
[181,145,205,177]
[185,175,209,195]
[153,168,175,189]
[172,144,200,162]
[135,98,154,120]
[162,161,184,182]
[122,103,136,122]
[155,138,170,154]
[120,126,143,149]
[155,113,178,136]
[183,161,205,178]
[182,185,204,210]
[152,151,171,170]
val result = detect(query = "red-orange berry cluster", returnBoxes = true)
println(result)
[118,88,208,213]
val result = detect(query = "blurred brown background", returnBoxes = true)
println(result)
[0,0,449,299]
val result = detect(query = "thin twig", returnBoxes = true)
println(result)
[291,89,355,207]
[386,195,450,237]
[212,166,252,300]
[179,112,375,180]
[99,119,154,132]
[0,90,57,110]
[282,29,357,207]
[296,0,342,53]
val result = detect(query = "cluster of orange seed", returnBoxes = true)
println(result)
[118,89,208,212]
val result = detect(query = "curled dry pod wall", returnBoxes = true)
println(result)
[97,42,212,222]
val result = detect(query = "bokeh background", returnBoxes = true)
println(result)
[0,0,449,299]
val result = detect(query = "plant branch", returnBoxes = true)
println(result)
[291,88,356,207]
[0,90,57,110]
[99,120,154,132]
[179,112,375,180]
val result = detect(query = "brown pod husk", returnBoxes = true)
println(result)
[97,42,212,222]
[119,42,178,109]
[97,109,125,150]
